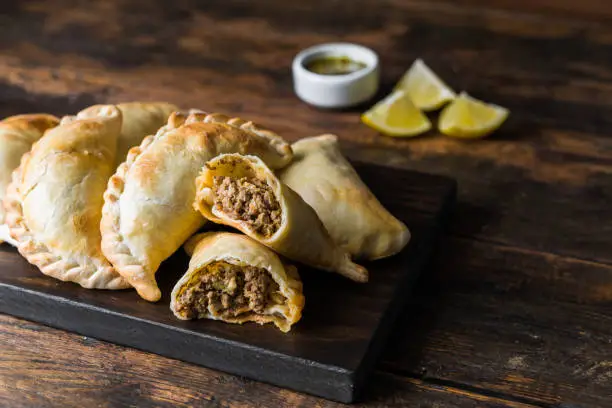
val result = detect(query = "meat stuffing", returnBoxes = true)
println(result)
[213,176,281,237]
[176,261,280,319]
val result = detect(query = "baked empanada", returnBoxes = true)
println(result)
[171,232,304,332]
[0,114,59,245]
[101,112,293,302]
[279,135,410,260]
[72,102,178,166]
[194,153,368,283]
[3,105,128,289]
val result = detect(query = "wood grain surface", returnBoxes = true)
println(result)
[1,0,611,406]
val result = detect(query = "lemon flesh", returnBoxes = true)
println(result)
[395,59,456,111]
[438,92,509,138]
[362,90,432,137]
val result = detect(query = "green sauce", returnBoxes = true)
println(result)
[305,56,367,75]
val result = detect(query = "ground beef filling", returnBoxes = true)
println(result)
[177,261,279,319]
[213,176,281,237]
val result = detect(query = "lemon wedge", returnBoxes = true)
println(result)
[395,59,456,111]
[362,90,432,137]
[438,92,509,138]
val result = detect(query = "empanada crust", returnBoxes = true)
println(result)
[101,112,293,302]
[72,102,179,167]
[279,135,410,260]
[4,106,128,289]
[0,114,59,245]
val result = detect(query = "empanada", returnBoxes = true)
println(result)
[171,232,304,332]
[71,102,178,166]
[3,105,128,289]
[279,135,410,260]
[194,153,368,283]
[101,112,293,302]
[0,114,59,245]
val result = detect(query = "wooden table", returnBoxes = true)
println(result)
[1,1,611,406]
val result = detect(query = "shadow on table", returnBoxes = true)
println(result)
[360,200,498,402]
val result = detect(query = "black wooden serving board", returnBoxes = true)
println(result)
[0,162,456,403]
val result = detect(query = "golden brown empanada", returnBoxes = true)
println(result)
[0,114,59,245]
[72,102,179,166]
[171,232,304,332]
[101,112,293,302]
[3,105,128,289]
[279,135,410,260]
[194,153,368,283]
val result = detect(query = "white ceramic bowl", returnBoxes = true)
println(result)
[292,43,379,109]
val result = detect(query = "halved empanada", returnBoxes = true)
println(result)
[279,135,410,260]
[194,153,368,283]
[0,114,59,245]
[101,112,293,302]
[171,232,304,332]
[71,102,179,166]
[3,105,128,289]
